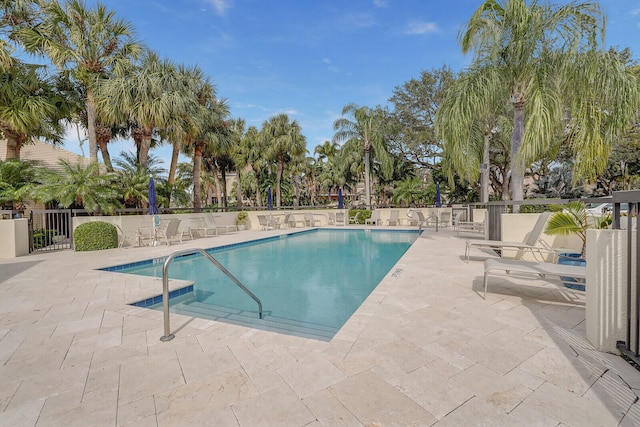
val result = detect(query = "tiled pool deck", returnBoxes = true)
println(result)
[1,226,639,426]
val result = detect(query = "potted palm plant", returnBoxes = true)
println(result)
[544,201,610,290]
[236,211,248,231]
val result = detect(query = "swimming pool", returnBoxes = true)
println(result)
[109,229,419,340]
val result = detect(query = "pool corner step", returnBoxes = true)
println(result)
[165,301,339,341]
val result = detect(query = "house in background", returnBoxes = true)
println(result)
[0,139,91,171]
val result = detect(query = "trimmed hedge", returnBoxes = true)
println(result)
[74,221,118,251]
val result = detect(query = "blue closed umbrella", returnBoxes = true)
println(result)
[148,177,159,215]
[435,182,442,208]
[267,186,273,211]
[338,187,344,209]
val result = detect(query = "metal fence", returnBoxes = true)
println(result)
[612,190,640,366]
[29,209,73,252]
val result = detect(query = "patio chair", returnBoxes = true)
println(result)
[439,210,452,228]
[482,258,586,299]
[204,213,237,234]
[328,212,336,225]
[189,217,217,238]
[465,211,553,263]
[349,211,361,224]
[365,210,381,225]
[387,210,400,226]
[335,212,347,226]
[283,213,305,228]
[304,213,320,227]
[257,214,277,230]
[155,219,183,245]
[456,216,487,237]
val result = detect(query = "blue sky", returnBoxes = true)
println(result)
[63,0,640,169]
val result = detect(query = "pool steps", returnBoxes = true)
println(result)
[156,299,338,341]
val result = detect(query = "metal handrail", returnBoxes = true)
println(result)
[160,248,263,342]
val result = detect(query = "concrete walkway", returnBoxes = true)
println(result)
[1,227,639,426]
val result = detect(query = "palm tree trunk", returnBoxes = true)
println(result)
[193,143,203,213]
[254,168,262,207]
[511,102,525,212]
[276,156,284,207]
[364,149,371,209]
[221,169,228,208]
[139,128,153,167]
[236,170,243,208]
[481,132,490,203]
[3,130,22,160]
[85,93,99,166]
[95,121,113,171]
[167,141,180,207]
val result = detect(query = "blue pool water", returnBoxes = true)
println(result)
[110,229,419,340]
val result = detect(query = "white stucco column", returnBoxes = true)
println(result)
[585,229,628,353]
[0,218,29,258]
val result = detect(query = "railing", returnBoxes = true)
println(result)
[160,248,263,342]
[481,197,612,241]
[612,190,640,365]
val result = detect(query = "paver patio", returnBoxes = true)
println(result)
[1,227,639,426]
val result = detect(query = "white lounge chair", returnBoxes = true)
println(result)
[304,213,320,227]
[365,210,381,225]
[335,212,347,226]
[189,217,217,237]
[465,211,552,263]
[483,258,586,299]
[257,214,278,230]
[438,210,452,228]
[387,210,400,226]
[138,218,182,246]
[204,213,237,234]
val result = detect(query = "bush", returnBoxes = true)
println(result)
[349,209,369,224]
[74,221,118,251]
[32,229,57,249]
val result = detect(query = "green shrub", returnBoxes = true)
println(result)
[74,221,118,251]
[32,229,57,249]
[349,209,369,224]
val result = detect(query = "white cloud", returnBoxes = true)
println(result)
[373,0,388,8]
[404,20,439,35]
[631,8,640,16]
[203,0,232,16]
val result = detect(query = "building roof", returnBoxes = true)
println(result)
[0,139,92,172]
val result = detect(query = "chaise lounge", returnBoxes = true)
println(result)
[465,211,552,262]
[482,258,586,299]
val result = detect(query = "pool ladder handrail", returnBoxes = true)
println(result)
[160,248,263,342]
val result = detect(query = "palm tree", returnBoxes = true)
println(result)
[32,160,119,213]
[333,103,392,208]
[0,61,70,159]
[457,0,639,207]
[314,140,339,163]
[228,118,247,208]
[113,151,166,208]
[261,113,306,207]
[237,125,266,207]
[393,177,430,207]
[0,159,37,209]
[437,66,511,203]
[97,50,189,167]
[180,71,230,212]
[18,0,141,165]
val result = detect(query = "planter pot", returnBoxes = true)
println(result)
[237,224,246,231]
[557,252,586,291]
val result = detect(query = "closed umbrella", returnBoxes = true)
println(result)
[338,187,344,209]
[148,177,159,215]
[435,182,442,208]
[267,185,273,228]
